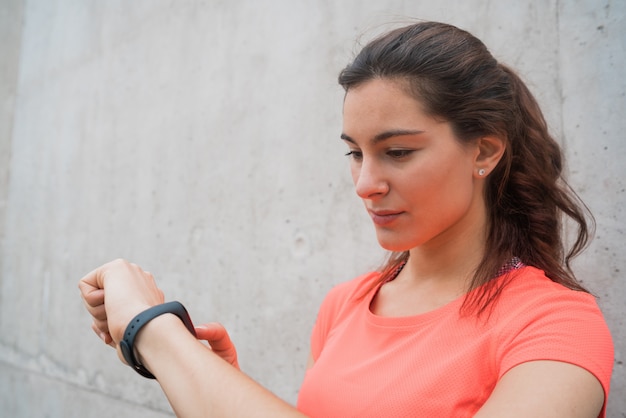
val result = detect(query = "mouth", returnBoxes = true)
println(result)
[368,209,404,226]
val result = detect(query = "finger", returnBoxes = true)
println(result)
[93,317,110,335]
[79,259,165,345]
[82,296,107,320]
[90,303,107,321]
[81,288,105,309]
[195,322,239,369]
[91,322,113,345]
[195,323,234,352]
[78,263,109,297]
[195,322,226,340]
[78,258,139,298]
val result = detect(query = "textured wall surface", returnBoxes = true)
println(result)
[1,1,624,416]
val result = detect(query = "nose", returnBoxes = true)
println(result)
[353,158,389,199]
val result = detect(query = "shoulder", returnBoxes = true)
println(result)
[317,271,381,318]
[491,266,614,401]
[494,266,611,340]
[308,271,381,360]
[495,266,607,321]
[324,271,381,301]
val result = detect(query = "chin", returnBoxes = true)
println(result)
[376,237,414,252]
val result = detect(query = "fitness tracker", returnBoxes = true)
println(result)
[119,301,197,379]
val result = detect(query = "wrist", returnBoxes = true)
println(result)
[134,313,181,365]
[119,301,196,379]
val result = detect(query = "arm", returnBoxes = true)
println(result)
[79,259,306,418]
[195,322,240,370]
[474,360,604,418]
[136,314,305,418]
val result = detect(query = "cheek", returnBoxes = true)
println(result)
[434,167,477,214]
[418,155,476,209]
[438,148,476,186]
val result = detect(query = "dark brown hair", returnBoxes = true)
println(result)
[338,21,593,314]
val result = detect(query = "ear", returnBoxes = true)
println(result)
[474,136,505,178]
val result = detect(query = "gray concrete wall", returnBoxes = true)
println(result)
[0,0,623,416]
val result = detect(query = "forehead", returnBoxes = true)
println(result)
[342,79,434,134]
[344,78,419,109]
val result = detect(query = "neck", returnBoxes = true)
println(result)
[400,204,488,292]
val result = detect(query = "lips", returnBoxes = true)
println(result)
[368,209,404,226]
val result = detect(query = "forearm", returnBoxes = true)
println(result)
[136,314,306,418]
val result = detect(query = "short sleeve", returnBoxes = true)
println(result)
[309,272,380,361]
[497,289,614,415]
[309,287,337,360]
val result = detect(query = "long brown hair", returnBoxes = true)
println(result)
[338,21,593,314]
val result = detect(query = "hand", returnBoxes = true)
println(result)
[195,322,240,369]
[78,259,165,358]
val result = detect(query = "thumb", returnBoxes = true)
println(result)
[195,322,228,344]
[195,322,239,369]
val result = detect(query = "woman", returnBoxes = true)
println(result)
[79,21,614,417]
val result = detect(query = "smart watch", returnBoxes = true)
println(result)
[119,301,196,379]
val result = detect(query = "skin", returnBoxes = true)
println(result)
[79,260,305,418]
[339,79,605,416]
[341,78,501,316]
[79,78,604,417]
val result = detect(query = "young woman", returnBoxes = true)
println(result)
[79,21,614,417]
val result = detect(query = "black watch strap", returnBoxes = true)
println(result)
[119,301,196,379]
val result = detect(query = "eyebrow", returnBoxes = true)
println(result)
[340,129,426,144]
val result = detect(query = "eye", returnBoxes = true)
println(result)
[345,150,363,161]
[387,149,414,159]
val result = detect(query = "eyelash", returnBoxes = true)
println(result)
[387,149,414,159]
[345,150,363,160]
[344,149,414,161]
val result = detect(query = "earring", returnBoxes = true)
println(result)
[478,169,486,176]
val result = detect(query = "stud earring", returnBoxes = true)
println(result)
[478,169,486,176]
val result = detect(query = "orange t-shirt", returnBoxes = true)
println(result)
[297,266,613,417]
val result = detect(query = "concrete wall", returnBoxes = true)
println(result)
[1,0,623,416]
